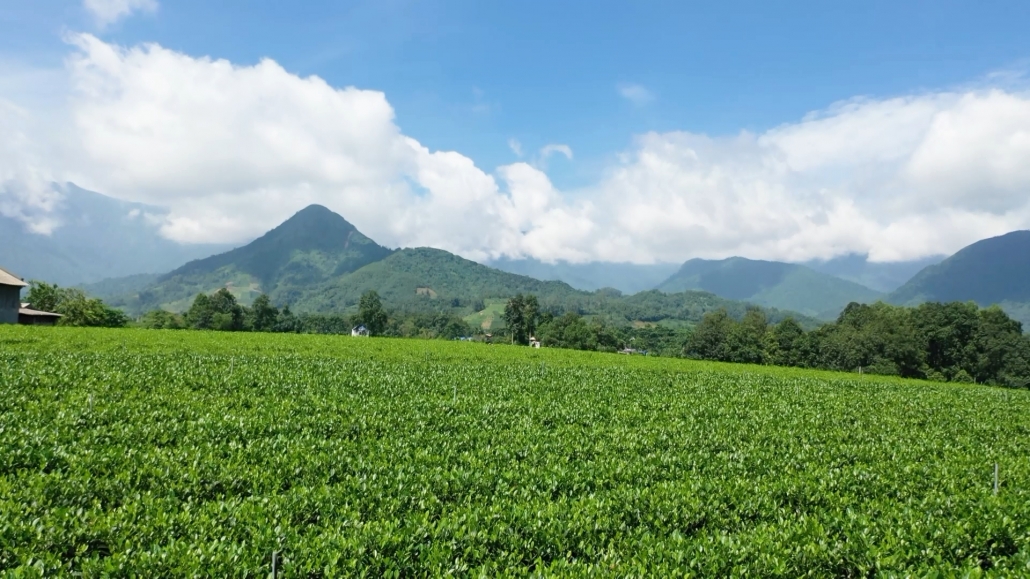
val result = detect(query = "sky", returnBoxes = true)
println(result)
[3,0,1030,264]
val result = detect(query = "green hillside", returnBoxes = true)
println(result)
[888,230,1030,327]
[297,247,582,311]
[299,247,821,328]
[109,205,394,313]
[656,257,882,319]
[77,273,161,299]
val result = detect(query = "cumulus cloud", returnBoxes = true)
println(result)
[83,0,158,27]
[618,83,655,106]
[0,90,64,234]
[4,35,1030,265]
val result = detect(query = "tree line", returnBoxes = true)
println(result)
[23,282,129,327]
[137,289,474,340]
[502,293,1030,388]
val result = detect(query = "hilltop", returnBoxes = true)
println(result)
[888,230,1030,327]
[108,205,393,312]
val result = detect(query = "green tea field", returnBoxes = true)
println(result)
[2,327,1029,576]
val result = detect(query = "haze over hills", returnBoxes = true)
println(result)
[487,258,680,295]
[888,230,1030,327]
[804,254,946,294]
[656,257,882,320]
[0,184,232,285]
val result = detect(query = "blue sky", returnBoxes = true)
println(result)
[7,0,1030,185]
[3,1,1030,263]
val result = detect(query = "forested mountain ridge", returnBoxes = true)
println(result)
[888,230,1030,327]
[107,205,394,313]
[296,247,580,311]
[294,246,821,329]
[102,205,821,329]
[656,256,882,319]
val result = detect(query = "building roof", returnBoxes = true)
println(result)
[0,267,28,288]
[19,307,62,318]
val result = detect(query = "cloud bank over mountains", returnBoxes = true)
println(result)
[3,34,1030,265]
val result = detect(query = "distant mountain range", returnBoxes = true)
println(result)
[655,257,883,320]
[8,186,1029,330]
[99,204,821,330]
[0,184,232,285]
[488,258,680,295]
[803,254,945,294]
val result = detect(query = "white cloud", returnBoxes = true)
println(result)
[508,138,523,157]
[618,83,655,106]
[4,35,1030,266]
[539,144,573,161]
[83,0,158,27]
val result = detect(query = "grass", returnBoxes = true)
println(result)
[1,326,1029,576]
[463,298,508,331]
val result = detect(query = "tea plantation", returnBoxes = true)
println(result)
[1,327,1029,576]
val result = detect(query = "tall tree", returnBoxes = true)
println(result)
[684,309,733,361]
[503,294,541,345]
[24,281,62,312]
[503,294,526,344]
[25,281,127,327]
[725,307,768,364]
[248,294,279,332]
[358,290,388,336]
[185,293,215,330]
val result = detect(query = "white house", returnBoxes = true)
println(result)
[351,325,370,337]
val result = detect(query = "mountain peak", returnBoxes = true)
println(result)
[273,204,356,237]
[889,229,1030,307]
[153,204,394,304]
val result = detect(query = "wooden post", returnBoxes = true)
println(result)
[272,551,279,579]
[994,463,999,495]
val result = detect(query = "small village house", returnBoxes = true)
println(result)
[19,303,62,326]
[0,267,62,326]
[0,267,28,324]
[351,325,369,337]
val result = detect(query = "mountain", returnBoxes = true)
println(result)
[296,247,822,329]
[487,258,680,294]
[109,205,394,313]
[888,230,1030,327]
[77,273,161,300]
[804,253,946,293]
[656,257,882,319]
[298,248,592,311]
[0,183,231,285]
[112,205,823,329]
